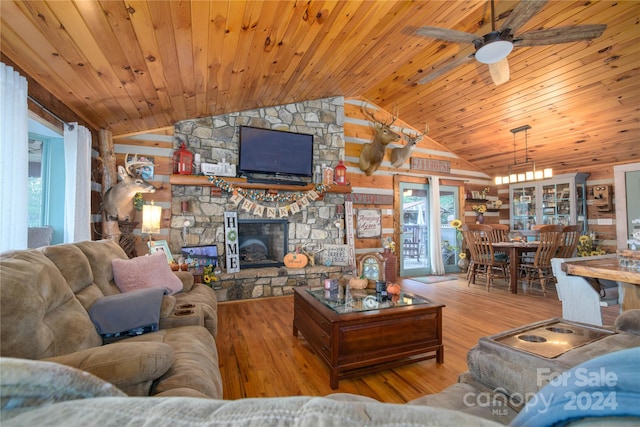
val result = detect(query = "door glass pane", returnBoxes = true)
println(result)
[440,186,460,273]
[400,183,430,276]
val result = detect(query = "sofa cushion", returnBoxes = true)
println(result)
[73,240,129,296]
[112,252,183,295]
[125,326,222,399]
[0,357,126,422]
[615,309,640,335]
[44,341,174,396]
[511,347,640,426]
[0,249,103,359]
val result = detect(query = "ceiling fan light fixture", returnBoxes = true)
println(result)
[475,39,513,64]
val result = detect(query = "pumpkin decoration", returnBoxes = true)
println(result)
[386,283,401,295]
[284,252,308,268]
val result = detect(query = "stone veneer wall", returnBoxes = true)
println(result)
[171,96,351,302]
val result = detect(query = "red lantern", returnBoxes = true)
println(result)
[173,143,193,175]
[334,160,347,185]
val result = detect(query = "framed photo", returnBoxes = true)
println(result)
[126,154,154,180]
[520,195,532,203]
[181,245,218,268]
[471,191,482,199]
[148,240,173,263]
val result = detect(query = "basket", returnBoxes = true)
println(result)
[349,278,369,289]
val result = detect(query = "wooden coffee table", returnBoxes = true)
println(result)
[293,286,445,389]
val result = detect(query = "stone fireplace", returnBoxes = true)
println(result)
[170,96,351,302]
[238,219,287,268]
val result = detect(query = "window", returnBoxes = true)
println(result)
[27,118,65,244]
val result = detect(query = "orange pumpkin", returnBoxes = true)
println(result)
[284,252,308,268]
[386,283,401,295]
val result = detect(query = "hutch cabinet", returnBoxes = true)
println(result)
[509,173,589,234]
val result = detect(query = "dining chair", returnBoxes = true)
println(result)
[557,225,581,258]
[489,224,510,264]
[462,224,508,291]
[519,224,563,296]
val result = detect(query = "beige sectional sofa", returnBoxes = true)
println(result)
[0,240,222,398]
[2,240,639,426]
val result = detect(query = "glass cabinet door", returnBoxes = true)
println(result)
[511,185,537,231]
[542,182,571,226]
[509,173,589,234]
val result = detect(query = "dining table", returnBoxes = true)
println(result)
[492,241,539,294]
[561,254,640,311]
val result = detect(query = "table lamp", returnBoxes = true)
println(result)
[141,201,162,244]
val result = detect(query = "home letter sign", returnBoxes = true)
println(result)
[224,211,240,273]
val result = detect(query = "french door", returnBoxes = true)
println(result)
[398,180,460,277]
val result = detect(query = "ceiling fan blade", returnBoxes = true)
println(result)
[416,27,478,44]
[488,58,510,86]
[500,0,548,33]
[514,24,607,47]
[418,53,475,85]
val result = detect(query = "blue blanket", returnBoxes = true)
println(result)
[88,288,165,336]
[512,347,640,426]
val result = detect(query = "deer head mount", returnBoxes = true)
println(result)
[390,124,429,168]
[358,106,401,176]
[103,154,156,221]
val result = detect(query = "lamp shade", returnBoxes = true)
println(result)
[142,203,162,234]
[475,40,513,64]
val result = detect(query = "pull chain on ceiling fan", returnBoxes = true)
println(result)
[415,0,607,86]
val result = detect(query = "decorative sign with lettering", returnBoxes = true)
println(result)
[346,193,394,205]
[224,211,240,273]
[410,157,451,173]
[324,244,349,266]
[356,209,381,238]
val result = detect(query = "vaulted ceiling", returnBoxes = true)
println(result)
[2,0,638,178]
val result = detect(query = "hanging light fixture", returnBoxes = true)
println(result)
[494,125,552,185]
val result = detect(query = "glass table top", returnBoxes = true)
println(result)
[306,287,431,314]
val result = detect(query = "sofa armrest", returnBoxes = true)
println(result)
[43,341,174,394]
[174,271,195,292]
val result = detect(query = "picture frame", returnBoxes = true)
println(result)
[148,240,173,263]
[181,245,218,268]
[356,209,382,238]
[471,191,482,199]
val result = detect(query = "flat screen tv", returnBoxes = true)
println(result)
[239,126,314,178]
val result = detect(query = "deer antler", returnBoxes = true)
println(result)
[361,104,398,128]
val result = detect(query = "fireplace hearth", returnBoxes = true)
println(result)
[238,219,288,268]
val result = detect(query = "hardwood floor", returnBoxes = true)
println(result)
[216,274,619,403]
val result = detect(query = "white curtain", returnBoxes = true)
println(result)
[0,63,29,252]
[63,123,92,242]
[428,175,445,275]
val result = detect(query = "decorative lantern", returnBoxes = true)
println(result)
[173,142,193,175]
[334,160,347,186]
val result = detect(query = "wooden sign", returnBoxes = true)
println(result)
[410,157,451,173]
[324,244,349,266]
[356,209,381,238]
[345,201,356,270]
[346,193,394,205]
[224,211,240,273]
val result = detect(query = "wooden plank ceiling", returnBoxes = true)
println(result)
[1,0,638,177]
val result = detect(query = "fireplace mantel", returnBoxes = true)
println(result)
[170,174,351,193]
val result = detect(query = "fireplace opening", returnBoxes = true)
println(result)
[238,219,288,268]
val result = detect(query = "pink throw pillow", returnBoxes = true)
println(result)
[112,252,183,295]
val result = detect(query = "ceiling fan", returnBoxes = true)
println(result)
[416,0,607,86]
